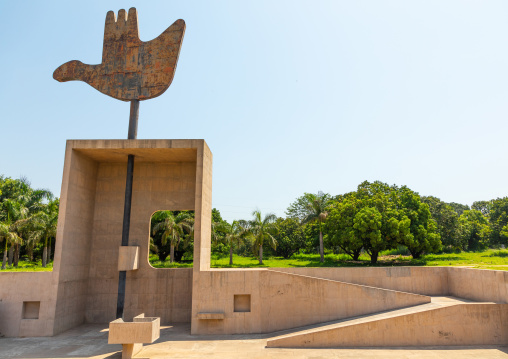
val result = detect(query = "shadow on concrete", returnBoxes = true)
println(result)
[1,323,507,359]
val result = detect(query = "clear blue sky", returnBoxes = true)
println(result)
[1,1,507,222]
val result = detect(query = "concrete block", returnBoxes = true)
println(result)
[109,313,160,355]
[118,246,139,271]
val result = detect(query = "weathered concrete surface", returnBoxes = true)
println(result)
[275,267,450,296]
[1,323,508,359]
[448,267,508,303]
[0,140,211,337]
[0,272,55,337]
[109,314,160,344]
[54,8,185,101]
[276,267,508,301]
[267,297,508,348]
[191,269,430,335]
[117,246,139,271]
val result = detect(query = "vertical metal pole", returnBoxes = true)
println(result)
[128,100,139,140]
[116,100,139,319]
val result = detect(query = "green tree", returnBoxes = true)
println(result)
[326,196,363,260]
[32,199,59,267]
[152,211,194,263]
[286,192,331,262]
[247,210,278,265]
[448,202,469,216]
[422,196,460,250]
[216,220,249,265]
[273,217,306,259]
[488,197,508,247]
[355,181,402,263]
[459,210,490,251]
[0,222,21,270]
[353,207,384,263]
[471,200,491,216]
[0,177,53,266]
[396,187,441,258]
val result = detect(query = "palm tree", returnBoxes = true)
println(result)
[1,199,30,267]
[0,181,53,266]
[300,192,332,263]
[0,222,18,270]
[216,220,249,265]
[32,199,59,267]
[247,210,278,265]
[152,211,194,263]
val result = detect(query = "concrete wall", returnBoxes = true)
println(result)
[0,140,209,337]
[191,269,430,335]
[276,267,508,303]
[275,267,449,296]
[52,147,99,334]
[85,160,197,324]
[0,272,54,337]
[448,267,508,303]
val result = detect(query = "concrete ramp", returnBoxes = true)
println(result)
[257,270,431,333]
[267,297,508,348]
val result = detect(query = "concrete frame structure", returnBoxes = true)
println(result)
[0,139,210,337]
[0,139,507,348]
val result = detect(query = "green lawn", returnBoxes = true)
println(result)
[148,249,508,270]
[0,260,53,272]
[2,249,508,272]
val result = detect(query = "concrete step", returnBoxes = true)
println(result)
[267,297,508,348]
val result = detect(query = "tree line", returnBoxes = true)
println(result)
[0,176,58,269]
[152,180,508,265]
[2,175,508,268]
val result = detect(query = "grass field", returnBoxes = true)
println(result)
[0,260,53,272]
[149,249,508,270]
[2,249,507,271]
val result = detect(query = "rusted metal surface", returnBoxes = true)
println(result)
[53,8,185,101]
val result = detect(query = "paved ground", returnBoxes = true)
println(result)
[0,323,507,359]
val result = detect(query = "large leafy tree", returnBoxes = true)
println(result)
[422,196,460,250]
[286,192,331,262]
[247,210,278,265]
[488,197,508,247]
[355,181,402,263]
[459,210,491,251]
[396,187,441,258]
[448,202,470,216]
[273,217,306,259]
[326,195,364,260]
[471,200,491,216]
[326,182,401,263]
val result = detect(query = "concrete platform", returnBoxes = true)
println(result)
[267,297,508,348]
[1,323,508,359]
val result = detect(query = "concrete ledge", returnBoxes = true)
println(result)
[118,246,139,271]
[197,312,225,320]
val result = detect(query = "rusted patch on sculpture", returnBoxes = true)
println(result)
[53,8,185,101]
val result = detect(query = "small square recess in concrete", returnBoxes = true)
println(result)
[22,301,40,319]
[234,295,251,312]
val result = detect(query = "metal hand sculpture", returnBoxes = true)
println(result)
[53,8,185,101]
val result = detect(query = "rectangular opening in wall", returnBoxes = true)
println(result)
[234,294,251,313]
[22,301,40,319]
